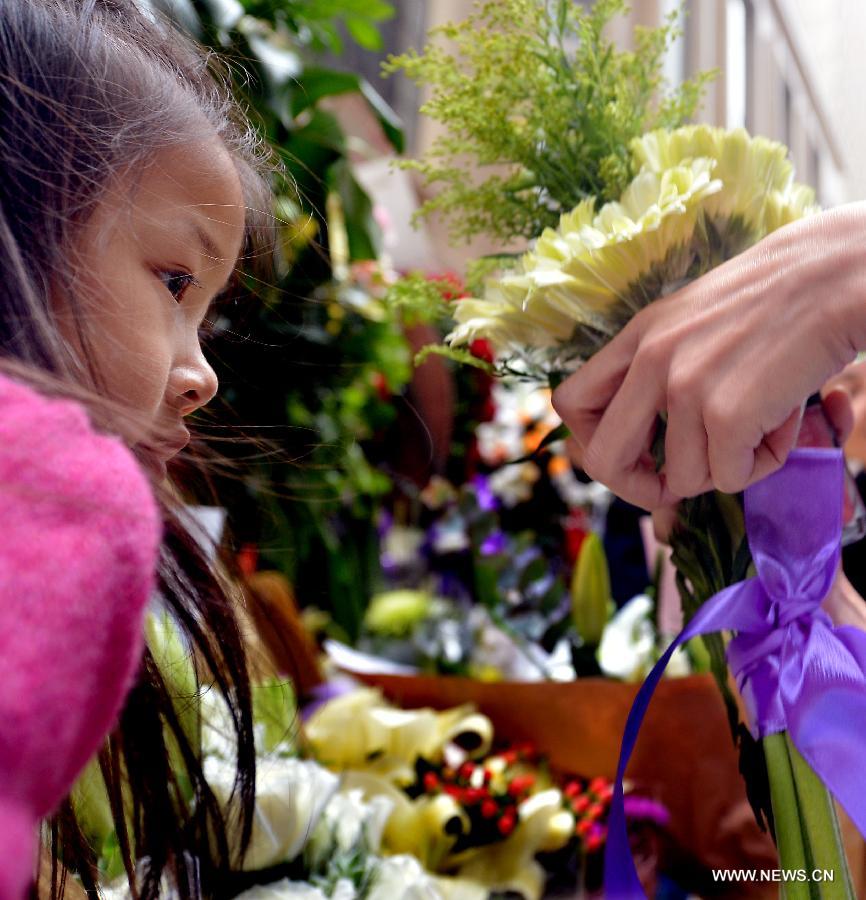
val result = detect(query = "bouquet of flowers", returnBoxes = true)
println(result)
[77,613,669,899]
[384,0,853,894]
[303,686,669,898]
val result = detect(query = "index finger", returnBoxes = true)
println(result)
[551,319,642,449]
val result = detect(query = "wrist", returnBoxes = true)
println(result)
[810,203,866,356]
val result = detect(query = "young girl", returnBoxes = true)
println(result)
[0,0,274,896]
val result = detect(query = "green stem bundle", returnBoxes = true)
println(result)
[764,733,854,898]
[669,493,854,896]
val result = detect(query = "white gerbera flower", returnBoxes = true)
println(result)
[447,125,817,374]
[448,158,720,367]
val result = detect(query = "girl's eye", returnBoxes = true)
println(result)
[157,269,200,302]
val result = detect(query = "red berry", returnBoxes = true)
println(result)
[237,544,258,578]
[587,802,605,821]
[502,750,518,766]
[507,774,536,798]
[458,762,475,781]
[572,795,590,814]
[589,776,608,795]
[563,780,582,799]
[481,799,498,819]
[469,339,494,363]
[576,818,593,837]
[586,832,604,853]
[371,371,390,401]
[423,772,440,792]
[463,787,486,805]
[498,811,517,836]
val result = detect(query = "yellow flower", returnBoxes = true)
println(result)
[631,125,817,236]
[304,688,492,777]
[447,125,818,370]
[449,789,573,900]
[448,158,720,366]
[762,181,819,233]
[364,589,434,637]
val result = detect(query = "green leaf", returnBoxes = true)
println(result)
[325,157,380,261]
[290,68,363,116]
[557,0,568,34]
[358,79,404,153]
[290,68,404,153]
[252,678,298,752]
[345,15,385,51]
[291,107,347,153]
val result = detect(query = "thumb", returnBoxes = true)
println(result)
[821,387,855,446]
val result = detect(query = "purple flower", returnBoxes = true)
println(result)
[472,474,499,512]
[300,679,356,721]
[623,794,670,828]
[377,510,393,540]
[480,530,508,556]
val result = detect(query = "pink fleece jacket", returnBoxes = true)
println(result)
[0,375,160,898]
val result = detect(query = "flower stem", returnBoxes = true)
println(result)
[765,733,812,900]
[785,734,855,898]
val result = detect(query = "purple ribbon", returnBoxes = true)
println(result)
[604,448,866,898]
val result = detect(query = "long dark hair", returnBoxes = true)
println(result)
[0,1,274,896]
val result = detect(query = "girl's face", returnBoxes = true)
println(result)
[68,139,246,473]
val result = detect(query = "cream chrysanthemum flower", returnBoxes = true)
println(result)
[449,158,721,367]
[447,125,818,374]
[631,125,818,237]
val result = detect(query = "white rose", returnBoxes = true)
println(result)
[231,879,329,900]
[368,855,443,900]
[204,755,339,870]
[597,594,656,681]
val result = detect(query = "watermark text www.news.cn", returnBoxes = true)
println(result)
[712,869,835,883]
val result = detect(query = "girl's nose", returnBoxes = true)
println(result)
[174,357,219,415]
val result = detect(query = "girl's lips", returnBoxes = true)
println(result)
[140,428,190,464]
[159,431,191,457]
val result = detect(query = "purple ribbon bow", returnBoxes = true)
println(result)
[604,448,866,898]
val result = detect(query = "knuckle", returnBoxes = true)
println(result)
[666,364,701,411]
[637,334,671,371]
[704,394,734,435]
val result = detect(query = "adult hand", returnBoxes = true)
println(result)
[552,205,866,509]
[641,388,854,547]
